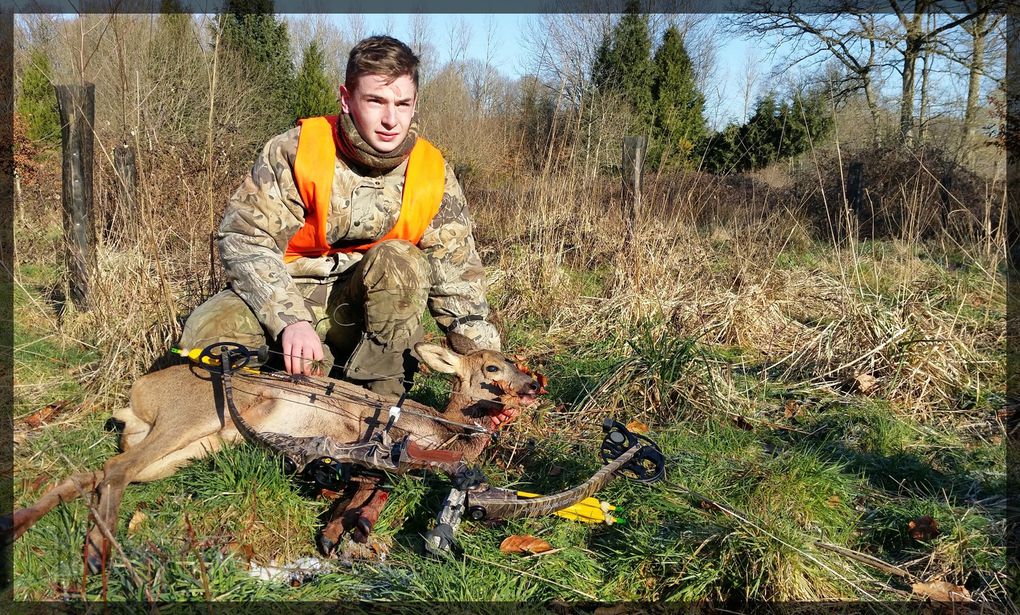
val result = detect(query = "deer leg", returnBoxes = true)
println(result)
[82,453,142,573]
[83,425,218,573]
[317,478,390,553]
[341,480,389,544]
[5,470,104,542]
[316,481,363,556]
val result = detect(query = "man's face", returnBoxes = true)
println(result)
[340,73,417,153]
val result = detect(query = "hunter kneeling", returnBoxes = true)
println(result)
[181,35,502,402]
[179,36,512,549]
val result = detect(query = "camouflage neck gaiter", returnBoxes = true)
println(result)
[336,112,418,173]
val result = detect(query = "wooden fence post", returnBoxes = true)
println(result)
[113,141,137,241]
[622,135,647,250]
[55,83,96,310]
[846,161,864,238]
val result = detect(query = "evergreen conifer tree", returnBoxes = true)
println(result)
[592,1,654,135]
[591,32,615,91]
[293,41,337,119]
[146,10,206,144]
[701,85,834,173]
[17,48,60,144]
[216,0,296,134]
[518,75,556,168]
[651,26,705,167]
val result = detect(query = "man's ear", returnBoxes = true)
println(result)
[415,343,463,375]
[339,84,351,114]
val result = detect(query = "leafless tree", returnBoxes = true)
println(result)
[407,13,437,83]
[286,15,352,88]
[728,4,890,143]
[927,0,1006,158]
[446,17,472,70]
[884,0,991,145]
[731,1,997,146]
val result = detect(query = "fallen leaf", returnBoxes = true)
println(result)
[491,380,517,397]
[908,515,940,541]
[910,580,972,602]
[548,465,563,477]
[698,500,720,511]
[127,509,147,535]
[29,473,52,492]
[826,495,841,508]
[853,373,878,394]
[23,400,70,428]
[626,419,649,434]
[535,372,549,394]
[783,400,801,419]
[500,534,552,555]
[733,415,753,431]
[224,540,255,563]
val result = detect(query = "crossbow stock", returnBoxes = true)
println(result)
[202,343,666,555]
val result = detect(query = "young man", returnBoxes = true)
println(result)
[179,36,500,397]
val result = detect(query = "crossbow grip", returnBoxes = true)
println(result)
[424,487,467,556]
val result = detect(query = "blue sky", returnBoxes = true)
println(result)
[334,12,998,133]
[346,13,765,130]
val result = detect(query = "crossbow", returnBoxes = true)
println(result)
[199,343,665,554]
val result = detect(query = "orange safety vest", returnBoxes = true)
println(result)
[284,115,446,263]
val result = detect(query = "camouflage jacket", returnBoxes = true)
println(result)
[218,126,500,350]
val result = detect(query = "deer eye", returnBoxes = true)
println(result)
[485,365,500,373]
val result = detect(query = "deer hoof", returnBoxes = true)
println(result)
[84,534,108,574]
[85,546,105,575]
[352,517,374,544]
[316,532,337,557]
[86,554,104,575]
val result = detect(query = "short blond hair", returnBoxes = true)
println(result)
[345,36,419,91]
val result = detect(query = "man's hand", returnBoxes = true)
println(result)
[281,321,324,375]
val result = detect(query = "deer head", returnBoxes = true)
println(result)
[415,332,541,423]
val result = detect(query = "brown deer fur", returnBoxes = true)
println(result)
[9,334,539,570]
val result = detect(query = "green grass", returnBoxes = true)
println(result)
[13,281,100,418]
[12,236,1009,604]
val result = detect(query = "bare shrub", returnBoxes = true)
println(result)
[789,144,1005,253]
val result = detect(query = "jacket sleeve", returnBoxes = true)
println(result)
[418,163,502,351]
[217,128,314,340]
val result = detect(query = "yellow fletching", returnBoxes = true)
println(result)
[516,491,616,524]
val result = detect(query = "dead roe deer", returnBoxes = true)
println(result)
[9,333,540,571]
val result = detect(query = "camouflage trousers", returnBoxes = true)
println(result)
[180,240,429,397]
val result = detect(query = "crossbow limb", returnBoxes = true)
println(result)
[204,343,666,555]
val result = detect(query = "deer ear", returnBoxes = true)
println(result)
[415,343,464,375]
[447,331,479,355]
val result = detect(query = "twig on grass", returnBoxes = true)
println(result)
[661,480,896,607]
[813,540,915,582]
[462,552,597,600]
[67,475,155,602]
